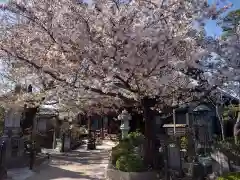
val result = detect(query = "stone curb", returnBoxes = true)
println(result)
[105,163,159,180]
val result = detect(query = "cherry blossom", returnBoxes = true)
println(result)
[0,0,234,165]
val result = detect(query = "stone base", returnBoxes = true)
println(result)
[87,143,96,150]
[106,167,158,180]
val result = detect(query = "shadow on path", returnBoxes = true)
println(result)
[25,145,111,180]
[27,165,99,180]
[50,150,109,166]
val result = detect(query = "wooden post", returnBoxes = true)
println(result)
[164,144,169,180]
[173,109,176,137]
[52,128,56,149]
[142,97,156,168]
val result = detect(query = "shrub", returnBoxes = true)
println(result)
[217,172,240,180]
[180,136,188,150]
[111,131,145,168]
[111,140,133,165]
[116,153,145,172]
[127,130,145,146]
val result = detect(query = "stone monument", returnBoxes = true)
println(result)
[2,107,24,161]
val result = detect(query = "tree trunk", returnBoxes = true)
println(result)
[101,117,104,139]
[234,112,240,144]
[88,116,91,138]
[220,123,225,141]
[52,128,56,149]
[216,105,225,141]
[141,97,156,168]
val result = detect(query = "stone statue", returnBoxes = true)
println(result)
[27,84,33,93]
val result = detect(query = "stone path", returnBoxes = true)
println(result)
[6,167,35,180]
[7,141,116,180]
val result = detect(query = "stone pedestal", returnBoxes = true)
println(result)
[2,107,25,161]
[0,167,7,180]
[64,137,71,152]
[120,124,130,140]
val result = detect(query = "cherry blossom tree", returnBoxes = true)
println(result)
[187,6,240,142]
[215,10,240,143]
[0,0,232,166]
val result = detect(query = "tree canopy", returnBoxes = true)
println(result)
[0,0,233,113]
[0,0,238,167]
[221,9,240,37]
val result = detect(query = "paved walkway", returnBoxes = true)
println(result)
[7,141,116,180]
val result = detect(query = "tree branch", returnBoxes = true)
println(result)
[114,75,138,93]
[1,48,135,104]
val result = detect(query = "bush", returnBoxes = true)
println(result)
[111,140,133,165]
[127,131,145,147]
[110,131,145,170]
[217,172,240,180]
[180,136,188,150]
[116,153,145,172]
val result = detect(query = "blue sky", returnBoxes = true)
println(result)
[205,0,240,36]
[0,0,7,3]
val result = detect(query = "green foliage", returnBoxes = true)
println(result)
[180,136,188,150]
[111,131,145,171]
[223,105,239,121]
[217,172,240,180]
[0,106,4,119]
[127,130,145,146]
[220,9,240,36]
[111,140,133,165]
[116,153,144,172]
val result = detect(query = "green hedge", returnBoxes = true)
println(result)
[217,172,240,180]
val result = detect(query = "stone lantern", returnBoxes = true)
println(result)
[193,104,212,133]
[117,109,132,139]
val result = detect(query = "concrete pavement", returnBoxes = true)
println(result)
[15,140,115,180]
